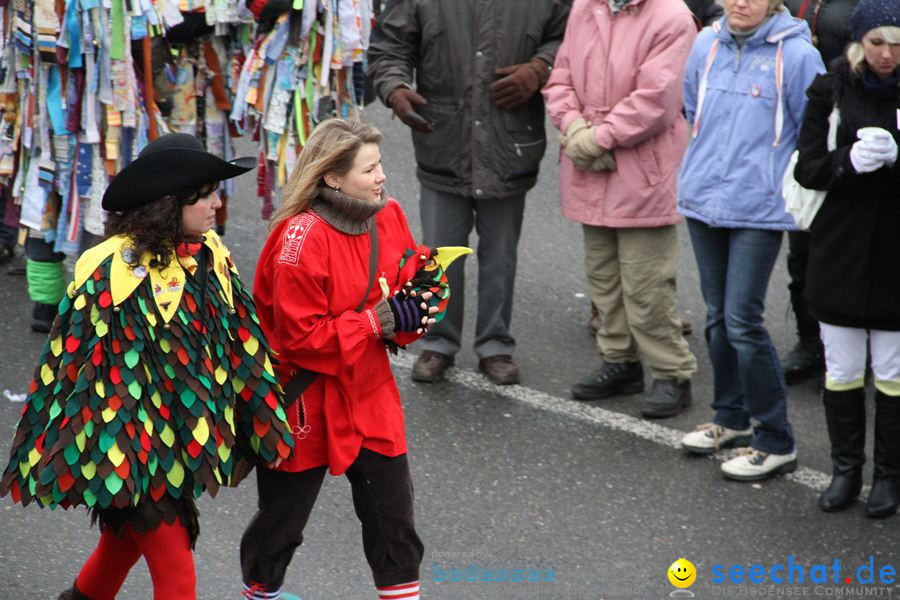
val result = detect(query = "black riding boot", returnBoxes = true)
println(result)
[867,391,900,518]
[819,388,865,512]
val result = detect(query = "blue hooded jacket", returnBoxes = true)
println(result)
[677,10,825,230]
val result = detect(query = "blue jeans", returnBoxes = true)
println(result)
[686,219,794,454]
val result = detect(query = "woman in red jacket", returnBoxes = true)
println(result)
[241,119,437,600]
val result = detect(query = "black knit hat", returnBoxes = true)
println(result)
[102,133,256,211]
[850,0,899,40]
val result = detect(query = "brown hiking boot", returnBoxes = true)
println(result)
[411,350,454,382]
[478,355,520,385]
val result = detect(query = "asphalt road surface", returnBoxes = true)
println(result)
[0,104,896,600]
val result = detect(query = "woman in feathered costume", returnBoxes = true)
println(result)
[0,133,294,600]
[241,118,469,600]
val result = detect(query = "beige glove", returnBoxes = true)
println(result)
[560,118,616,171]
[587,150,617,172]
[566,125,603,165]
[566,117,589,138]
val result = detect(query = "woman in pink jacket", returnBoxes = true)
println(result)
[542,0,698,419]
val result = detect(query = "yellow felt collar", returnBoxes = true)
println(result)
[72,231,237,324]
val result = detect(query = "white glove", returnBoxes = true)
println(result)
[850,140,885,173]
[856,128,898,166]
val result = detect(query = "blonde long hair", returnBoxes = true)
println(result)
[269,119,384,232]
[846,26,900,74]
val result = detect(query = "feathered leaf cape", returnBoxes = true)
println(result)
[0,231,293,513]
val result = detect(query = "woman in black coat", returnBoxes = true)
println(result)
[780,0,859,385]
[794,0,900,517]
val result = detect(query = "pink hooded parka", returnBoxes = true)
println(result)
[542,0,698,228]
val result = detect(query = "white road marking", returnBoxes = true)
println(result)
[392,354,835,494]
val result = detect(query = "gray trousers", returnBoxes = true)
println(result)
[418,184,525,358]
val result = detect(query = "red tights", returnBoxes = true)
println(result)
[74,521,196,600]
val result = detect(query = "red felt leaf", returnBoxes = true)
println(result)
[92,343,103,366]
[57,471,75,492]
[65,336,80,354]
[253,419,270,438]
[187,440,202,458]
[150,484,166,502]
[114,460,130,479]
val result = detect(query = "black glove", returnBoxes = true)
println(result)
[387,87,434,133]
[388,288,430,333]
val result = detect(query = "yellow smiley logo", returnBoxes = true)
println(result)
[668,558,697,588]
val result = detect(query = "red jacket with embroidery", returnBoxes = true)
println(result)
[253,200,421,475]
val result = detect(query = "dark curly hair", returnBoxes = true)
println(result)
[105,182,217,269]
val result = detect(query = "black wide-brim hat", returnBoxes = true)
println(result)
[102,133,256,211]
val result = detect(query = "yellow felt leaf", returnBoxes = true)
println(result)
[95,320,109,338]
[144,419,154,436]
[151,391,162,409]
[108,443,125,467]
[75,431,86,452]
[50,336,63,357]
[214,366,227,385]
[73,293,87,311]
[159,338,170,353]
[28,447,41,467]
[193,418,210,446]
[243,336,259,356]
[102,407,116,423]
[160,425,175,447]
[95,380,105,398]
[81,461,96,480]
[166,460,185,488]
[40,364,54,385]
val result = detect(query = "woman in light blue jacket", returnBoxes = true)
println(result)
[677,0,824,481]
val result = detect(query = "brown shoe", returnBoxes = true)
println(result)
[411,350,454,382]
[681,319,693,336]
[478,355,520,385]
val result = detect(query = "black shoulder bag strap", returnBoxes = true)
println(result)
[282,221,379,406]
